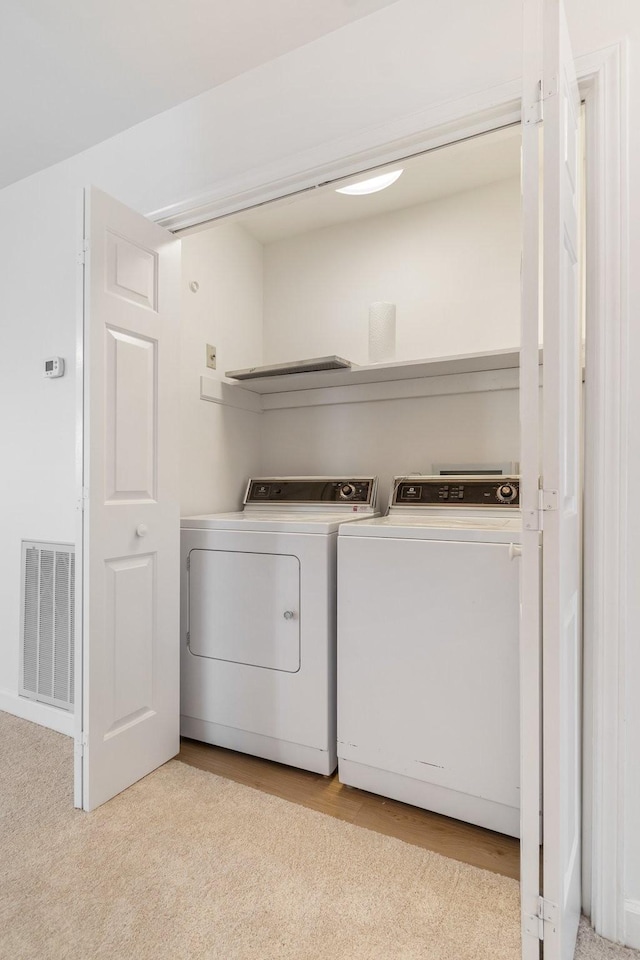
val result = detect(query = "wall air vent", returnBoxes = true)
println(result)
[20,541,75,713]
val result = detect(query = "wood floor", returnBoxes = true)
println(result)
[178,738,520,881]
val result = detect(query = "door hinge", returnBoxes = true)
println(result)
[523,508,541,532]
[525,80,543,125]
[76,239,89,266]
[524,488,558,530]
[540,489,559,511]
[77,487,89,512]
[524,897,558,941]
[74,733,88,759]
[524,912,544,941]
[524,76,559,126]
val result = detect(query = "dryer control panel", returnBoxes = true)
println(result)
[392,476,520,508]
[245,477,377,506]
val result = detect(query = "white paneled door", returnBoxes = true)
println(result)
[79,187,181,811]
[541,0,582,955]
[521,1,582,958]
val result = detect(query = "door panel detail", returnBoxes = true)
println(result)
[105,327,157,503]
[106,230,158,309]
[561,598,580,876]
[104,554,155,735]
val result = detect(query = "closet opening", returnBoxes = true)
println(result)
[176,119,534,886]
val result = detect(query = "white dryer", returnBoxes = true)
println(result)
[337,475,525,837]
[181,477,378,775]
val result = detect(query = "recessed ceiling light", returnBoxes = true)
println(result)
[336,169,404,196]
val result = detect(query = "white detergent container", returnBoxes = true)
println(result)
[337,475,534,837]
[181,477,378,775]
[368,301,396,363]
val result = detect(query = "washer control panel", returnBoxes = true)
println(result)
[392,476,520,508]
[245,477,377,506]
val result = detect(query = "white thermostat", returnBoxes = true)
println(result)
[44,357,65,379]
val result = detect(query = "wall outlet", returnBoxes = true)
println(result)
[206,344,217,370]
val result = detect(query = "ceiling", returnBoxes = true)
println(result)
[232,125,522,244]
[0,0,400,191]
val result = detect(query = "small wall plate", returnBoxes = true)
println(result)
[44,357,65,378]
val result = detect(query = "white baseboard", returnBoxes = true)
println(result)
[0,689,74,737]
[623,901,640,950]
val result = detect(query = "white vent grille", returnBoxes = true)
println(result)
[20,542,75,712]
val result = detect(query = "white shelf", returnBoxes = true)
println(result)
[203,349,541,413]
[225,348,526,395]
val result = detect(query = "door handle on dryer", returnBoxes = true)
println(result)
[509,543,522,561]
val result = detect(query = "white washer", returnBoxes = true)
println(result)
[181,477,378,775]
[337,475,526,837]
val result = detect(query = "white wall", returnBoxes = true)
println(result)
[0,0,527,718]
[179,222,263,517]
[263,178,522,365]
[259,176,522,510]
[0,186,79,733]
[0,0,639,943]
[259,391,520,509]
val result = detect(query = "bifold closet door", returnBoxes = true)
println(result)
[521,1,582,958]
[79,186,181,811]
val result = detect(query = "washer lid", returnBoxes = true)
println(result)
[338,514,524,543]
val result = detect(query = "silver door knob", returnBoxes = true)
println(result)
[136,523,148,538]
[283,610,295,620]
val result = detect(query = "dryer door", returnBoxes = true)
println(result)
[187,550,300,672]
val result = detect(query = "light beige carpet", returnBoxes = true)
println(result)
[0,712,635,960]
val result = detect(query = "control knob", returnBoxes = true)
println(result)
[496,483,518,503]
[339,483,356,500]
